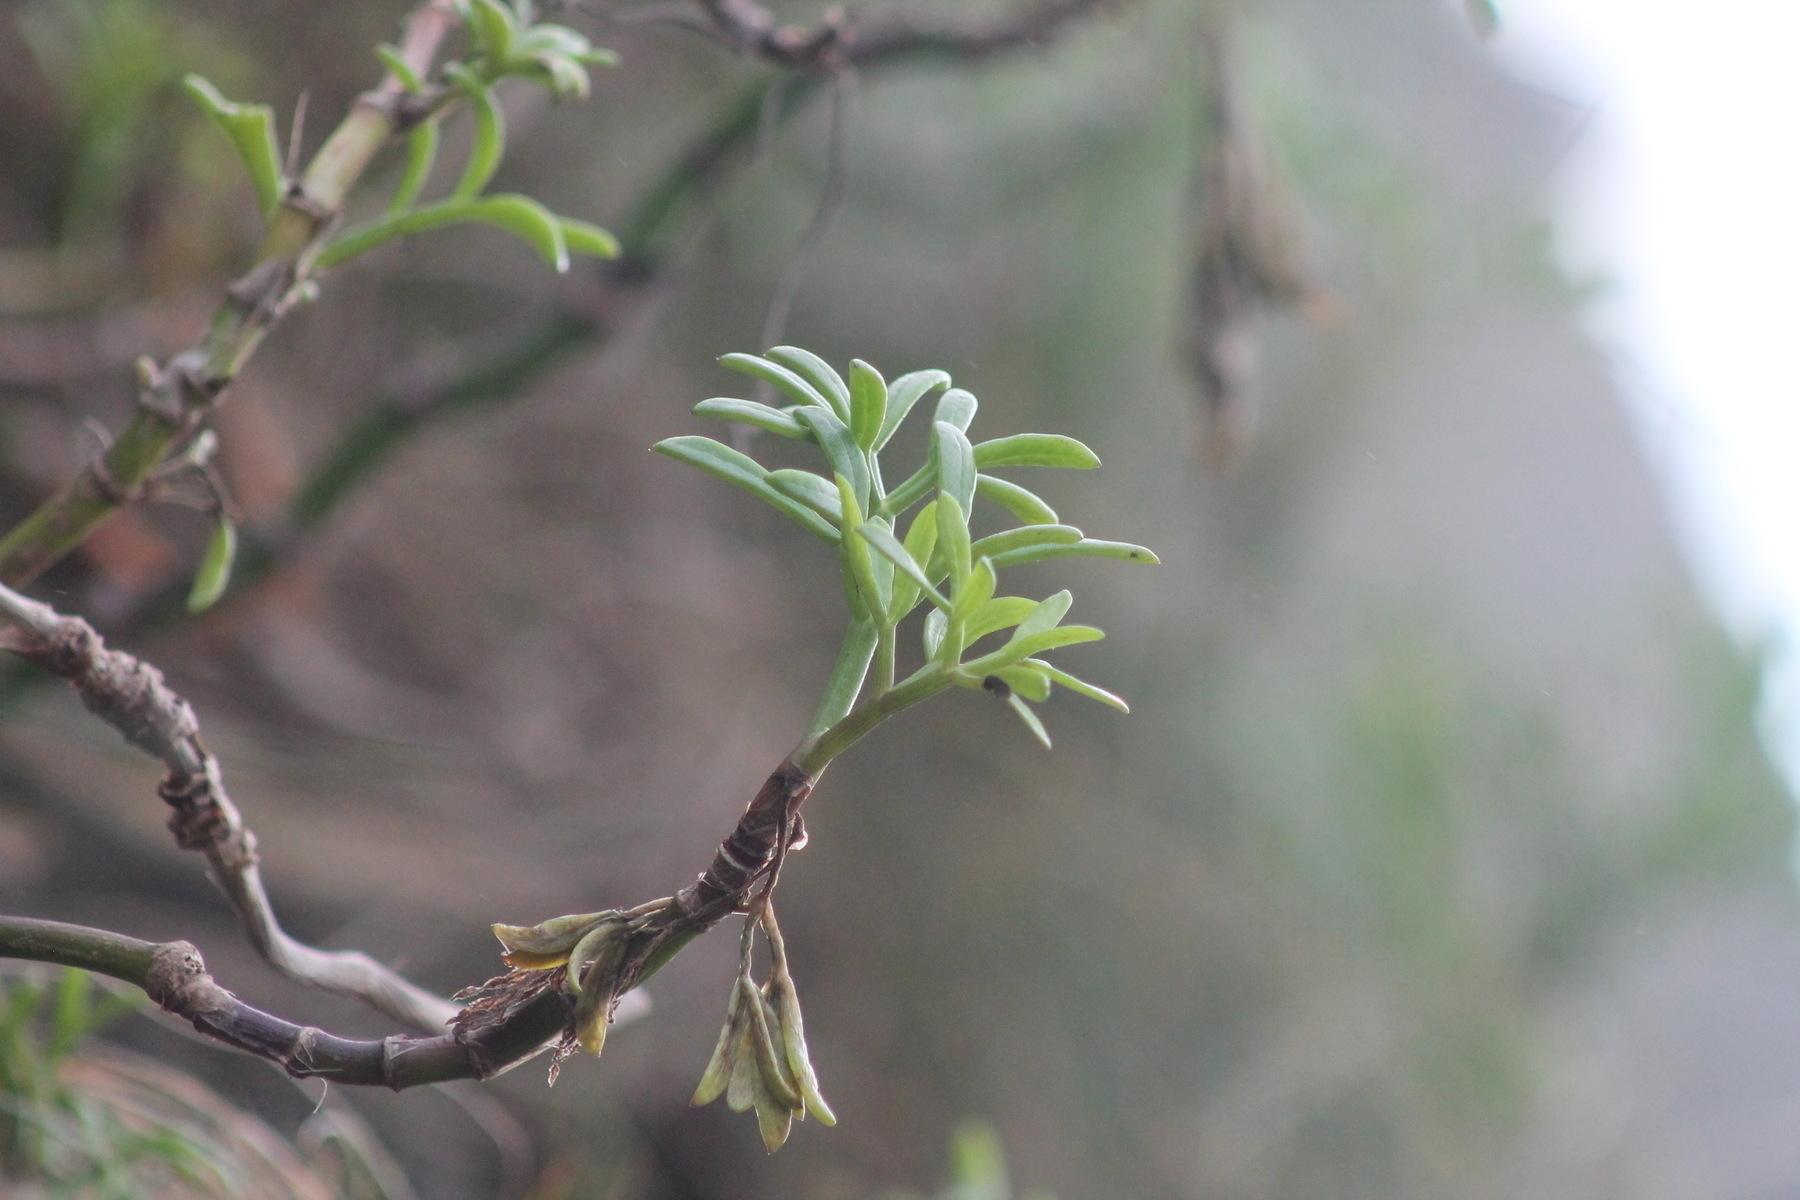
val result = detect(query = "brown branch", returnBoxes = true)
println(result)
[585,0,1116,70]
[450,761,815,1059]
[0,758,817,1087]
[0,917,563,1087]
[0,581,458,1033]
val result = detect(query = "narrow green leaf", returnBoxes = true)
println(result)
[969,524,1083,561]
[186,518,237,614]
[1007,624,1105,659]
[880,461,936,518]
[811,619,877,732]
[848,359,888,451]
[986,538,1159,569]
[934,387,978,433]
[874,369,952,450]
[375,44,425,92]
[1014,590,1073,641]
[794,406,871,516]
[885,500,938,622]
[972,433,1101,470]
[514,22,587,57]
[558,217,620,258]
[934,422,977,518]
[935,490,972,594]
[766,347,851,420]
[838,477,891,618]
[976,474,1059,525]
[468,0,517,63]
[694,398,809,439]
[719,354,835,414]
[1028,658,1129,712]
[540,54,591,99]
[653,436,839,543]
[867,448,887,506]
[318,193,571,271]
[1007,694,1052,749]
[856,521,949,611]
[767,469,843,521]
[183,75,284,217]
[387,122,439,216]
[960,624,1105,677]
[923,608,947,659]
[952,556,996,623]
[994,662,1052,702]
[453,81,507,200]
[964,595,1037,643]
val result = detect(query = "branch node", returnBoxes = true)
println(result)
[145,939,211,1010]
[225,257,297,322]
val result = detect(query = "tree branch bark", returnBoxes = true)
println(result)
[0,581,458,1033]
[0,916,564,1087]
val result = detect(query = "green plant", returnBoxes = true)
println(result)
[0,0,619,598]
[0,967,215,1197]
[658,349,1155,761]
[0,0,1152,1181]
[481,350,1156,1149]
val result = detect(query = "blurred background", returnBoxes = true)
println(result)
[2,0,1797,1197]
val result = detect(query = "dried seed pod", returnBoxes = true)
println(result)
[692,980,747,1106]
[770,974,836,1125]
[751,1065,795,1152]
[746,984,802,1112]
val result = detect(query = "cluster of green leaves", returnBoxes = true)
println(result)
[182,0,619,276]
[0,968,213,1197]
[654,349,1156,754]
[176,0,621,615]
[316,0,619,272]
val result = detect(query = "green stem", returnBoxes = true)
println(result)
[795,664,950,774]
[874,622,896,696]
[0,0,460,588]
[808,618,877,734]
[0,918,155,985]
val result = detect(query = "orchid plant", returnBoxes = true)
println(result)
[486,349,1156,1149]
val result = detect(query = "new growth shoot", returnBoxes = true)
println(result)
[656,347,1157,773]
[485,349,1155,1151]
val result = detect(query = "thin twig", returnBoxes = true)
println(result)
[589,0,1114,70]
[757,66,854,354]
[0,581,458,1033]
[0,916,564,1087]
[2,742,823,1084]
